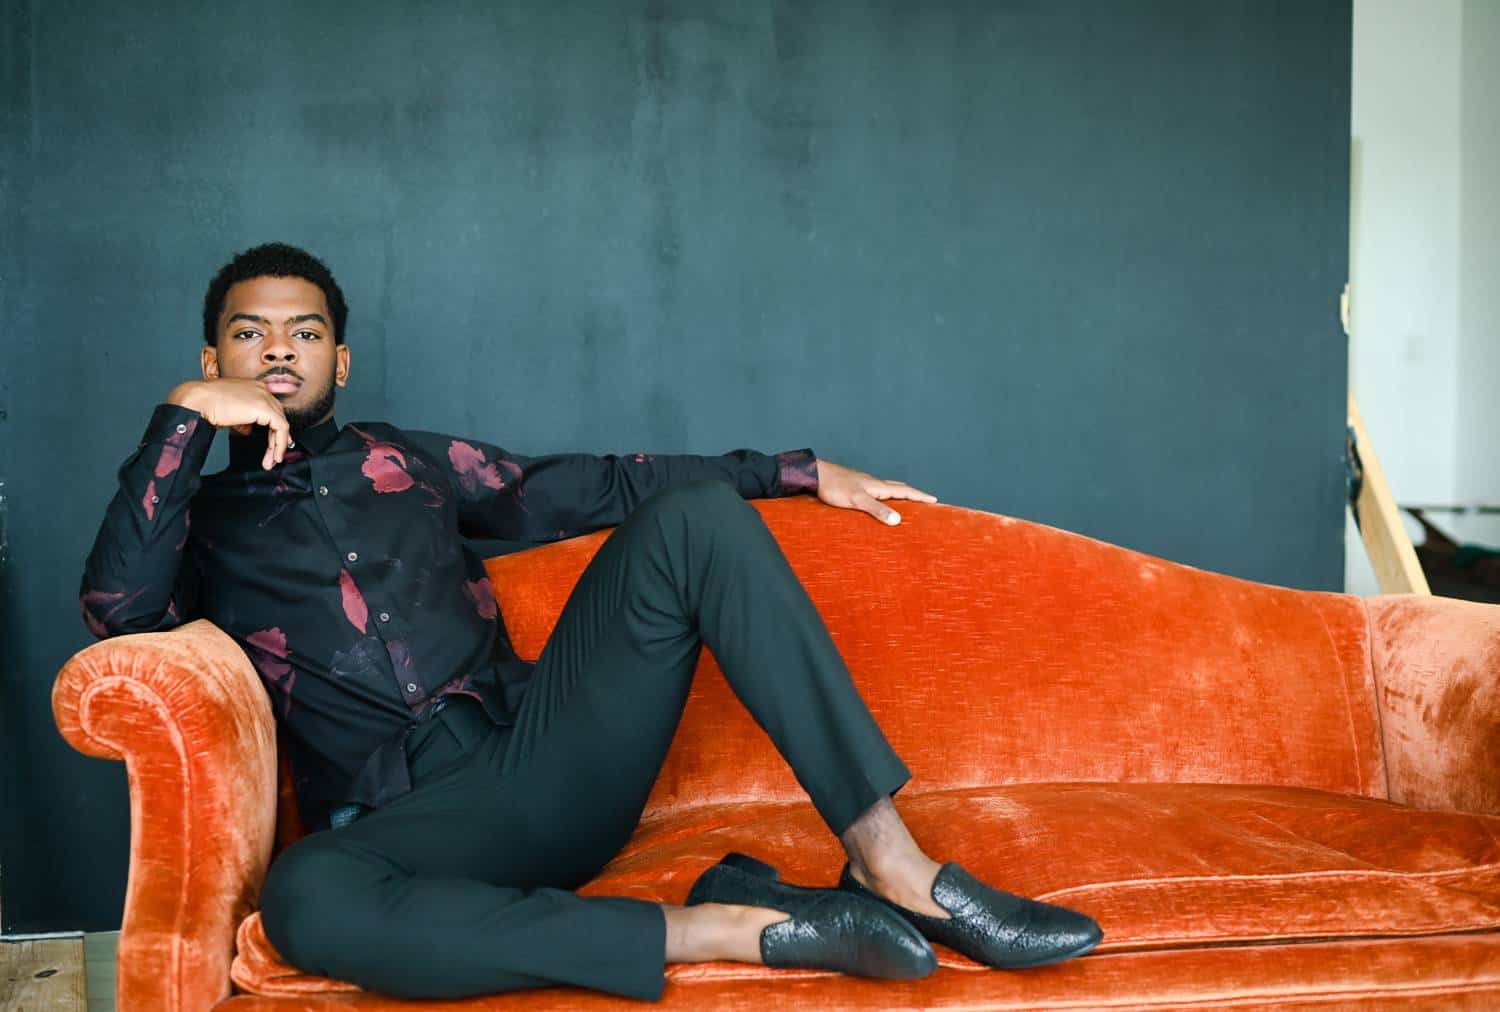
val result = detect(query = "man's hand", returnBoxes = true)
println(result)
[167,378,291,470]
[814,460,937,526]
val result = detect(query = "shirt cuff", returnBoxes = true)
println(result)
[773,448,819,496]
[141,401,217,471]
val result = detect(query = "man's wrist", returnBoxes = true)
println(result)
[774,448,819,496]
[166,381,206,414]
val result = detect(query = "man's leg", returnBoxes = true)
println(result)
[261,479,927,1000]
[500,477,913,839]
[491,479,950,947]
[259,822,668,999]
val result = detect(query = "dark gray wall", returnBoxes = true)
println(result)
[0,0,1350,932]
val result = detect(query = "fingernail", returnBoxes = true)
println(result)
[886,512,901,525]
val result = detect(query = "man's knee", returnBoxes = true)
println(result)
[645,479,754,525]
[259,839,360,971]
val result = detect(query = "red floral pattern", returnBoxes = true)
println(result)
[339,568,369,633]
[246,627,295,717]
[447,439,506,494]
[349,423,416,494]
[463,576,498,620]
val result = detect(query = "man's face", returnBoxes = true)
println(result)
[202,275,351,434]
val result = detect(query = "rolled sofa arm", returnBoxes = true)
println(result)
[52,619,279,1012]
[1367,594,1500,817]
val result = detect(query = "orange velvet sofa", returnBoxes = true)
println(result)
[53,498,1500,1010]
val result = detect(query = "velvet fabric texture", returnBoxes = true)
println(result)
[1369,593,1500,817]
[52,499,1500,1009]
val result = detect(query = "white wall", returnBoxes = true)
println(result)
[1345,0,1500,596]
[1458,0,1500,510]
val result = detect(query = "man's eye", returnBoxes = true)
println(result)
[233,331,257,341]
[296,331,320,340]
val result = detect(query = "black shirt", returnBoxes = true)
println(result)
[79,401,820,832]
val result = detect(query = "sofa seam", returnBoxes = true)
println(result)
[1080,922,1500,953]
[1308,598,1370,798]
[939,980,1500,1011]
[1037,861,1500,900]
[982,977,1500,1010]
[1364,596,1395,801]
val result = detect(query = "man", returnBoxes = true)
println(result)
[80,242,1101,1001]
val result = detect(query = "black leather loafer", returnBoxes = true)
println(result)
[686,852,937,979]
[838,862,1102,969]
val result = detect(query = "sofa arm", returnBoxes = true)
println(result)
[51,619,279,1012]
[1367,594,1500,816]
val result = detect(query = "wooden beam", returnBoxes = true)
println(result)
[0,937,87,1011]
[1348,394,1431,596]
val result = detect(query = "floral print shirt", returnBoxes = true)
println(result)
[79,402,819,832]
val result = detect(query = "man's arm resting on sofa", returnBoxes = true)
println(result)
[402,426,820,542]
[1367,594,1500,816]
[52,619,278,1012]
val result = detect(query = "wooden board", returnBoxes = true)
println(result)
[1348,394,1431,596]
[0,937,87,1011]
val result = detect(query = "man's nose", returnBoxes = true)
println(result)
[261,333,297,362]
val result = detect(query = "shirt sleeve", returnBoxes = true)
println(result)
[78,402,217,638]
[402,429,819,543]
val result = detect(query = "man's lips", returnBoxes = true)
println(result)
[262,376,302,393]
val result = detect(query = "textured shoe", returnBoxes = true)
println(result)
[686,852,937,979]
[838,862,1102,969]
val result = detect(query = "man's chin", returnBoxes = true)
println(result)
[284,392,337,435]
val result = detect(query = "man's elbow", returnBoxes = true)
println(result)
[79,586,173,640]
[80,595,119,639]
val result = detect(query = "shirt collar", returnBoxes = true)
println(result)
[227,413,341,471]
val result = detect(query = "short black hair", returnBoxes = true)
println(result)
[202,242,348,346]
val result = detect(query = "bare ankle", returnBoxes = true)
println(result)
[662,903,787,965]
[842,798,935,880]
[840,797,948,918]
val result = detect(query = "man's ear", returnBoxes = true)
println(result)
[201,344,218,380]
[335,342,351,388]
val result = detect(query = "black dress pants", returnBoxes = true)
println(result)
[258,479,912,1001]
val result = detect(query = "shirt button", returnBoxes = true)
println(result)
[406,682,418,693]
[174,423,187,434]
[318,485,329,495]
[150,494,160,504]
[378,612,390,623]
[346,551,358,562]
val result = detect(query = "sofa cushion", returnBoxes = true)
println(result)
[232,782,1500,998]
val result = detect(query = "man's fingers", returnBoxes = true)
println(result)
[258,405,290,469]
[871,480,939,504]
[854,490,901,526]
[271,417,289,467]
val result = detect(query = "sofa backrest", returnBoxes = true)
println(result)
[485,498,1387,818]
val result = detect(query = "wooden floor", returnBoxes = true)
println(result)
[0,931,116,1012]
